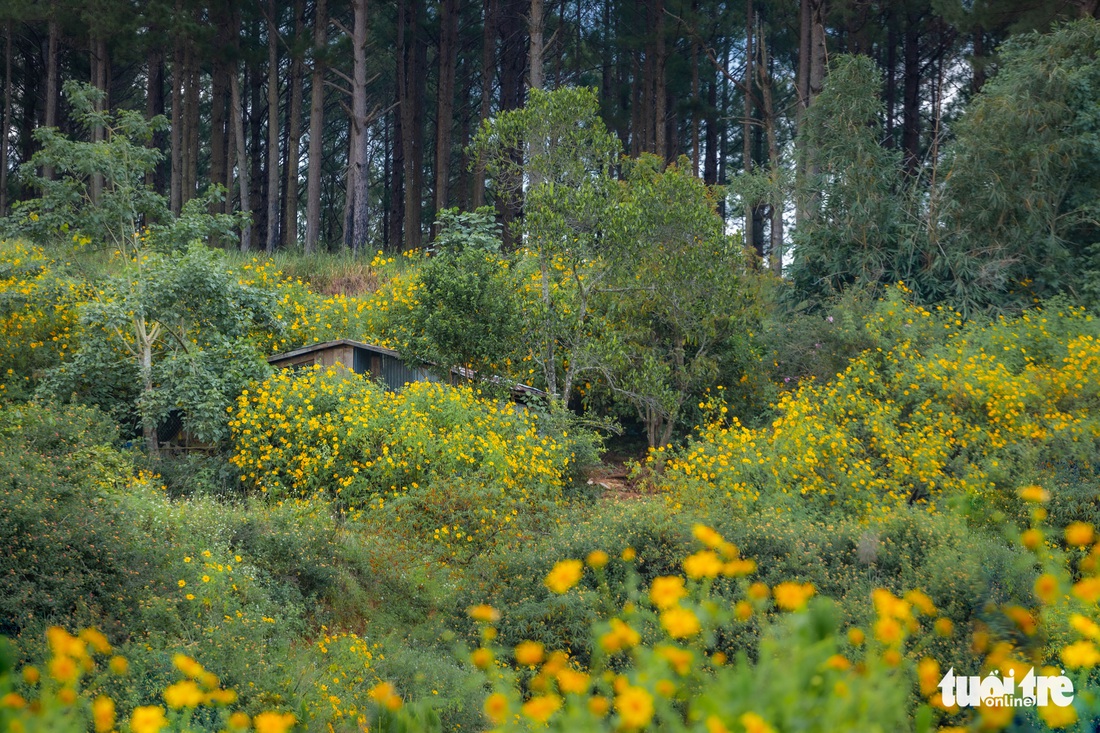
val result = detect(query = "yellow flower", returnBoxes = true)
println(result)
[1,693,25,710]
[483,693,508,724]
[93,696,115,733]
[21,666,39,685]
[874,617,904,646]
[1062,640,1100,669]
[470,647,493,670]
[109,655,129,675]
[978,698,1013,729]
[918,658,941,696]
[172,653,204,679]
[49,655,78,684]
[615,685,654,729]
[130,706,169,733]
[514,640,544,666]
[683,550,723,579]
[621,547,637,561]
[660,607,701,638]
[692,524,724,548]
[735,601,753,621]
[824,654,851,671]
[656,645,693,676]
[1017,485,1049,503]
[228,711,251,729]
[467,604,500,623]
[748,582,770,600]
[588,695,610,717]
[185,593,195,600]
[600,618,641,653]
[79,628,112,655]
[848,627,865,645]
[164,680,205,709]
[1035,573,1059,604]
[905,590,937,616]
[521,694,561,723]
[544,559,583,594]
[556,668,590,694]
[706,715,731,733]
[1038,702,1078,729]
[773,582,815,611]
[739,712,777,733]
[934,618,954,637]
[586,550,609,568]
[1066,522,1094,546]
[1074,577,1100,603]
[178,579,186,587]
[1071,613,1100,640]
[649,576,687,609]
[253,711,296,733]
[1021,528,1043,550]
[202,575,211,583]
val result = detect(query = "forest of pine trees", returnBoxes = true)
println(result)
[0,0,1097,257]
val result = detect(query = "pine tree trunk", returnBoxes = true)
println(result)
[433,0,459,228]
[184,44,200,205]
[44,13,60,181]
[743,0,755,252]
[0,21,11,215]
[758,33,783,276]
[284,0,306,248]
[230,68,251,252]
[90,34,107,204]
[146,49,168,195]
[652,0,666,159]
[170,35,183,215]
[902,12,921,176]
[471,0,497,208]
[210,25,230,214]
[529,0,544,91]
[304,0,328,254]
[398,0,424,251]
[266,0,281,253]
[347,0,370,252]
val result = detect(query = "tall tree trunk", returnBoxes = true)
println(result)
[184,44,200,205]
[210,18,231,214]
[266,0,281,252]
[652,0,666,159]
[885,18,896,148]
[346,0,370,252]
[472,0,498,208]
[0,21,11,215]
[902,12,921,176]
[146,48,168,195]
[90,34,107,204]
[704,73,717,185]
[971,27,985,93]
[398,0,424,251]
[434,0,459,228]
[528,0,544,91]
[743,0,755,253]
[230,68,251,252]
[304,0,328,253]
[249,59,265,247]
[170,33,183,215]
[284,0,306,248]
[691,37,700,174]
[758,32,782,275]
[44,13,60,180]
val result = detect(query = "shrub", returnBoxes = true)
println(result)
[229,367,574,558]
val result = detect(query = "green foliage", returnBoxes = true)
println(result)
[41,243,277,447]
[940,19,1100,308]
[0,401,139,638]
[789,55,906,304]
[599,156,763,447]
[4,81,244,253]
[396,208,522,380]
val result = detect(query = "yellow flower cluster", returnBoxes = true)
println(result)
[0,241,85,395]
[3,626,291,733]
[229,366,570,555]
[658,303,1100,517]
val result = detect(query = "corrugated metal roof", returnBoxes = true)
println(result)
[267,338,401,363]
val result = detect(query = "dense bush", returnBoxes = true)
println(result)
[229,367,580,558]
[658,293,1100,520]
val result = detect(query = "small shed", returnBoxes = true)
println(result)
[267,339,439,391]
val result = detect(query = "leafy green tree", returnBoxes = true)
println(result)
[397,208,522,383]
[938,19,1100,309]
[600,156,760,448]
[6,81,242,252]
[472,86,622,403]
[788,55,906,305]
[42,243,278,456]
